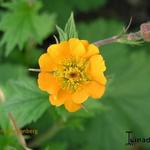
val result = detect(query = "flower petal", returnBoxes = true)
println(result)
[84,44,99,58]
[47,41,71,62]
[49,95,62,106]
[39,53,57,72]
[89,54,106,71]
[86,81,106,99]
[49,90,71,106]
[47,44,60,57]
[87,55,106,84]
[80,40,89,48]
[38,73,60,95]
[98,73,107,84]
[69,38,86,57]
[72,86,89,104]
[64,99,81,112]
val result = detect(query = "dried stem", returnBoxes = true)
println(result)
[123,17,133,33]
[9,113,32,150]
[0,88,5,103]
[28,68,41,72]
[53,35,59,44]
[0,88,32,150]
[81,104,89,112]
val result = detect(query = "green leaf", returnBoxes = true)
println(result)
[0,0,56,56]
[44,142,67,150]
[64,13,78,39]
[30,13,56,43]
[0,63,26,86]
[4,77,50,127]
[56,25,68,41]
[0,63,50,128]
[0,135,22,150]
[56,13,78,41]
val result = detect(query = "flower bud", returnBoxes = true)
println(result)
[140,22,150,42]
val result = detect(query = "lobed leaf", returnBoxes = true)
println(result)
[0,0,56,56]
[4,78,50,127]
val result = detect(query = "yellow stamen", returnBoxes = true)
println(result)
[54,59,89,92]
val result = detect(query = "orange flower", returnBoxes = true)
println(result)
[38,38,107,112]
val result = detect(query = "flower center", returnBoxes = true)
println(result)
[54,59,89,92]
[69,72,78,78]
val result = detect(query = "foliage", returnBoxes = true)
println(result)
[0,0,150,150]
[0,0,56,55]
[0,63,50,127]
[0,63,26,85]
[4,77,50,128]
[82,47,150,150]
[44,142,67,150]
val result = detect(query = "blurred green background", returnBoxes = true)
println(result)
[0,0,150,150]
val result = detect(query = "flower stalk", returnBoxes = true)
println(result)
[93,35,120,46]
[94,22,150,47]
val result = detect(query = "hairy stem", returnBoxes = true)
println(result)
[93,30,143,47]
[93,35,120,46]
